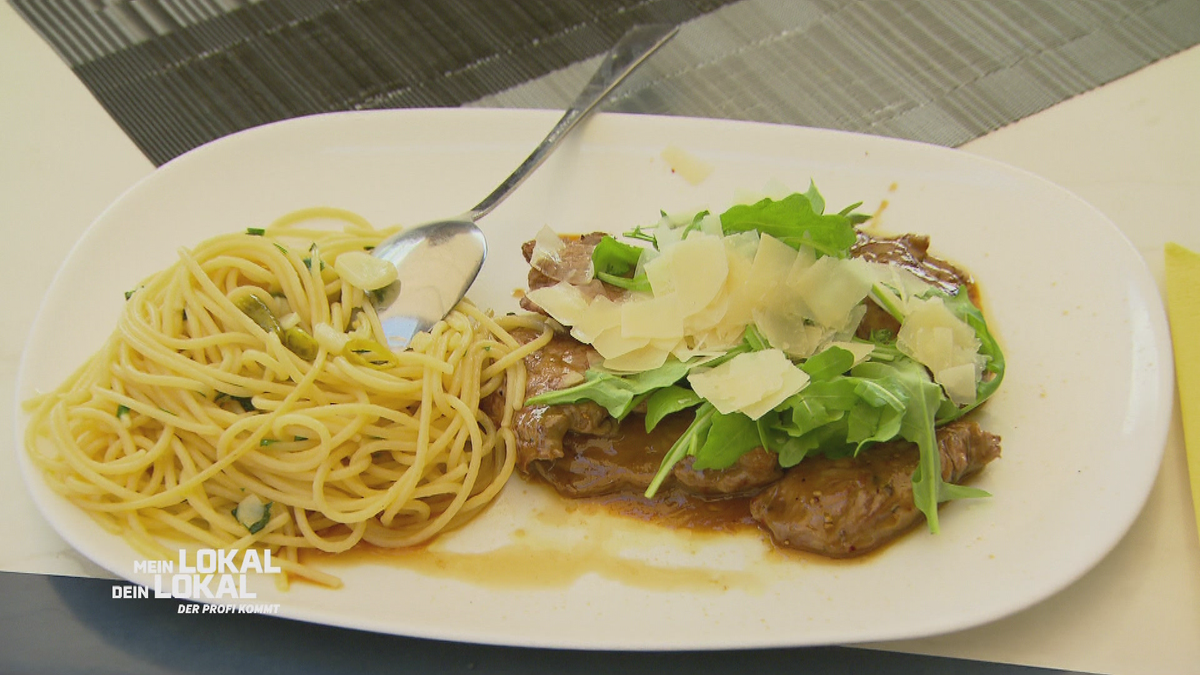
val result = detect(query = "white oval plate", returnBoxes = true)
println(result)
[15,109,1172,649]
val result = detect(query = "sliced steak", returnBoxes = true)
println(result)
[522,232,605,285]
[851,231,977,339]
[520,233,627,315]
[531,412,785,499]
[851,231,972,294]
[855,299,902,341]
[749,419,1000,558]
[672,447,783,497]
[533,414,688,497]
[505,329,618,471]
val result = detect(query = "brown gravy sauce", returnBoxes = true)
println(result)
[309,460,887,595]
[307,486,796,594]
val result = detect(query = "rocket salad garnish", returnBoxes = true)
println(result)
[525,184,1005,533]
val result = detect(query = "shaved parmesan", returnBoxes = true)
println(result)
[938,362,979,407]
[789,256,874,328]
[740,365,811,420]
[872,263,934,311]
[592,325,650,359]
[603,343,671,372]
[540,203,983,404]
[753,306,832,359]
[643,249,675,296]
[685,290,731,334]
[657,234,728,313]
[724,230,760,263]
[725,234,795,327]
[571,294,622,343]
[525,282,589,326]
[688,349,810,419]
[621,293,685,340]
[897,295,983,405]
[783,245,818,286]
[697,212,723,237]
[531,225,565,260]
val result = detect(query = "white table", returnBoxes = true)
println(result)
[3,4,1197,673]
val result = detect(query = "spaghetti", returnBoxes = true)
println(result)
[23,207,550,587]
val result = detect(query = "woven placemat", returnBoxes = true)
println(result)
[11,0,1200,165]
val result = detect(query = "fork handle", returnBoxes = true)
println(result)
[467,23,679,221]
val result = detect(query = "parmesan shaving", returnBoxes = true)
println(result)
[896,295,984,405]
[687,349,810,419]
[526,282,590,326]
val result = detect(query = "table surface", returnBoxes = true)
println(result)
[2,3,1198,673]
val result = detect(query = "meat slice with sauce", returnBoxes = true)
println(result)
[850,230,976,339]
[531,412,783,499]
[519,232,626,315]
[671,448,782,497]
[494,329,619,471]
[510,229,1000,558]
[851,231,973,294]
[749,419,1000,557]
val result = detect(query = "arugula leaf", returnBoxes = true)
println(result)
[803,181,826,215]
[779,379,859,434]
[644,403,716,497]
[592,235,652,292]
[693,412,761,470]
[595,271,653,293]
[852,358,987,534]
[680,210,711,239]
[777,422,854,466]
[868,282,908,322]
[592,235,643,279]
[852,376,909,411]
[838,203,871,225]
[644,385,703,432]
[719,189,859,258]
[743,323,771,351]
[524,357,694,420]
[886,359,948,532]
[763,368,912,466]
[623,224,659,247]
[800,345,857,381]
[845,398,904,449]
[524,370,637,419]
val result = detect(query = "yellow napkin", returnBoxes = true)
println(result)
[1165,242,1200,539]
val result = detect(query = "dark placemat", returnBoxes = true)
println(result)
[0,571,1087,675]
[11,0,1200,166]
[11,0,735,165]
[482,0,1200,147]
